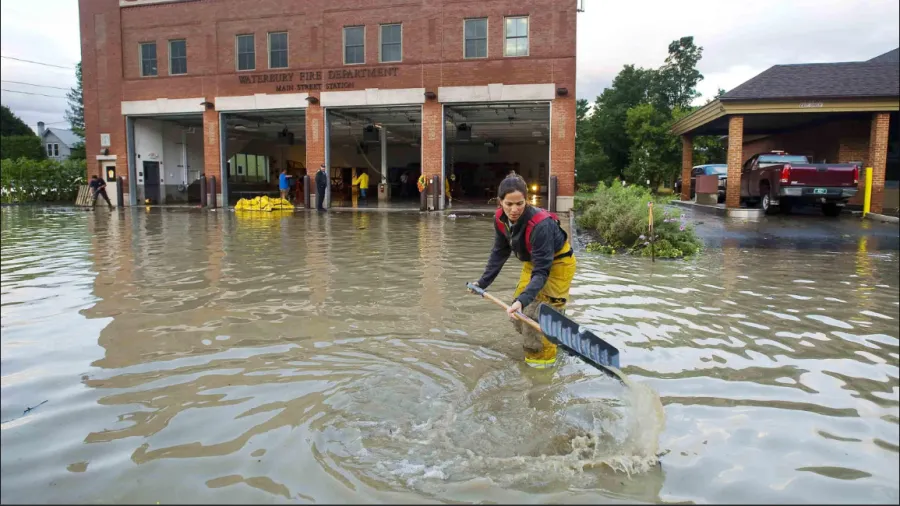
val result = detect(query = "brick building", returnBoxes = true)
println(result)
[78,0,578,211]
[673,48,900,214]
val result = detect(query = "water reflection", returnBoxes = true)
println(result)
[1,206,897,504]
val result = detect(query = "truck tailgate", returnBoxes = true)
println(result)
[787,164,856,187]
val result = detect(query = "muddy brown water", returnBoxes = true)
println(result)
[1,206,898,504]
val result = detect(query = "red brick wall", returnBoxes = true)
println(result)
[202,107,219,177]
[680,135,693,201]
[421,99,442,179]
[80,0,577,193]
[725,116,744,209]
[551,96,575,197]
[306,97,325,174]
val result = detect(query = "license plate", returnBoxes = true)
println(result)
[814,188,827,194]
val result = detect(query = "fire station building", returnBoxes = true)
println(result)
[78,0,578,211]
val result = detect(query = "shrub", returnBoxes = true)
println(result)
[0,135,46,161]
[575,182,701,259]
[0,157,86,203]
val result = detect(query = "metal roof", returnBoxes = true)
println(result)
[43,128,84,147]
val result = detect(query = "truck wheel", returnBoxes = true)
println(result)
[780,198,794,214]
[759,184,772,214]
[822,203,841,217]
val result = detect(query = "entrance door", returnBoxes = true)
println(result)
[143,161,161,204]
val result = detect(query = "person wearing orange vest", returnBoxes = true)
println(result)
[468,173,576,368]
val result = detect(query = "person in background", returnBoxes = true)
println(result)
[400,171,409,198]
[89,174,113,209]
[279,168,290,201]
[352,168,369,203]
[468,174,576,369]
[315,164,328,211]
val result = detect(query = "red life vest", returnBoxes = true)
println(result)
[494,207,561,255]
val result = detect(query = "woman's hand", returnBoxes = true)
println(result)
[467,281,480,294]
[507,300,523,321]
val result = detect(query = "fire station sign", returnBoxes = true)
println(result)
[237,67,400,92]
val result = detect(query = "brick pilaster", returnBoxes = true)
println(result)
[725,116,744,209]
[202,106,220,177]
[680,135,693,201]
[421,98,443,179]
[306,96,325,175]
[867,112,890,214]
[551,96,575,197]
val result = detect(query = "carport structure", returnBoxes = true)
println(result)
[672,52,899,213]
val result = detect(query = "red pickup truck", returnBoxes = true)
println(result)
[740,151,859,216]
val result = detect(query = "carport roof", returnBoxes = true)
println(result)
[720,61,899,101]
[672,51,900,137]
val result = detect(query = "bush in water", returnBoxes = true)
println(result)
[1,157,86,203]
[575,182,701,259]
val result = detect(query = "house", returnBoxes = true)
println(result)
[37,122,84,161]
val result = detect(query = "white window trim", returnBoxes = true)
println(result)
[47,143,52,156]
[463,18,488,60]
[168,39,187,75]
[503,15,529,57]
[53,143,59,157]
[139,42,157,77]
[379,23,402,63]
[235,34,256,72]
[343,25,366,66]
[267,31,289,69]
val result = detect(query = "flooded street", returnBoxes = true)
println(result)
[1,206,898,504]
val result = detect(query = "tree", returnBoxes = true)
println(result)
[1,105,34,137]
[0,135,46,160]
[651,36,704,111]
[69,142,86,160]
[624,104,689,190]
[66,62,84,137]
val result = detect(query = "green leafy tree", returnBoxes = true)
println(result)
[69,142,86,160]
[651,36,704,110]
[625,104,689,190]
[0,135,46,160]
[1,105,34,137]
[66,62,85,137]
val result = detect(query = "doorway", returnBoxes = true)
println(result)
[143,161,161,204]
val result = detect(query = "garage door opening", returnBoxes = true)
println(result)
[129,113,204,205]
[326,106,422,207]
[444,102,550,207]
[221,110,306,206]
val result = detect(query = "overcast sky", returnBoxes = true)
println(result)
[1,0,898,134]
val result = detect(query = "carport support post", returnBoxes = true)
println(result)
[725,116,744,209]
[867,112,890,214]
[680,135,693,201]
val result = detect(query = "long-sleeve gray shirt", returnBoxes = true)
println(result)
[476,208,568,308]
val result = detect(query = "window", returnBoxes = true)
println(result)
[464,18,487,59]
[504,16,528,57]
[236,34,255,71]
[47,144,52,157]
[140,42,157,76]
[169,39,187,75]
[343,26,365,64]
[268,32,288,69]
[380,24,402,62]
[227,153,269,182]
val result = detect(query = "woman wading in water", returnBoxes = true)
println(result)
[469,174,576,368]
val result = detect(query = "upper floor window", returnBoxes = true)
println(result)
[169,39,187,75]
[504,16,529,57]
[47,143,59,157]
[464,18,487,59]
[140,42,157,76]
[380,24,402,62]
[268,32,288,69]
[236,34,255,71]
[344,26,365,65]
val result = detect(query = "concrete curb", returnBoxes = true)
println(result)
[864,212,900,224]
[669,200,765,219]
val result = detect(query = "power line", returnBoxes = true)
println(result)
[1,55,74,70]
[1,80,71,91]
[1,89,68,99]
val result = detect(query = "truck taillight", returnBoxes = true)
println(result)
[853,166,859,184]
[780,164,792,184]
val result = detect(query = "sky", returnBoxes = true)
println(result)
[1,0,898,134]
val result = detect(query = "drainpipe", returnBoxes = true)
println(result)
[181,129,188,188]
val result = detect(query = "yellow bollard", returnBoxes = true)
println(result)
[863,167,873,216]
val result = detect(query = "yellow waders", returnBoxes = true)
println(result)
[512,242,577,368]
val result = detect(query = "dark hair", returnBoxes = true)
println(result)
[498,173,528,200]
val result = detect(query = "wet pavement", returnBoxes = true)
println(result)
[1,206,898,504]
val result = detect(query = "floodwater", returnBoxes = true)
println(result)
[1,206,898,504]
